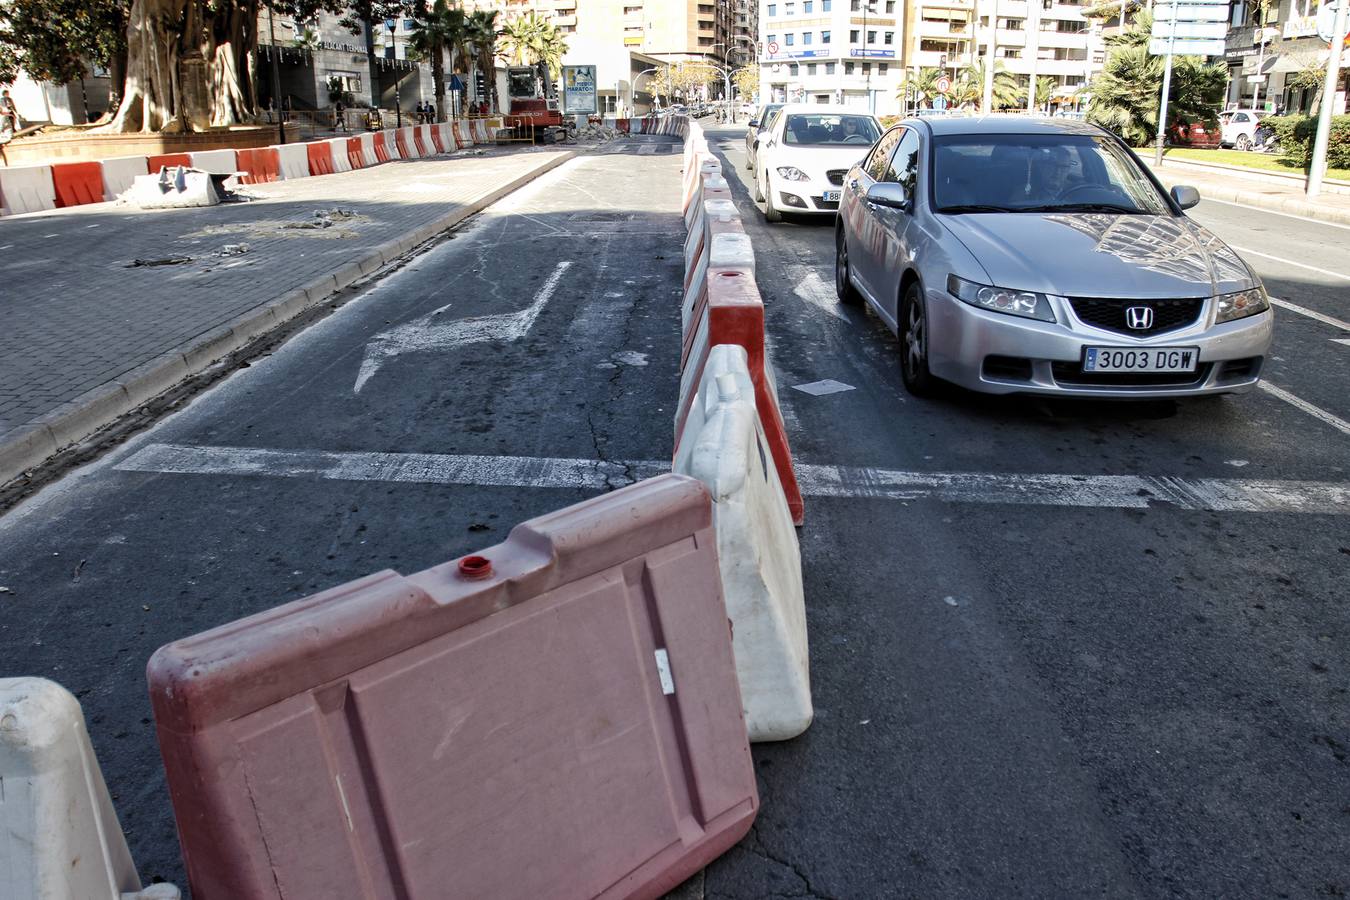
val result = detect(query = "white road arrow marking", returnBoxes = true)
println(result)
[353,260,573,393]
[792,267,850,322]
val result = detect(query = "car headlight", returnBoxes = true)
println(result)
[947,274,1055,323]
[776,166,810,181]
[1215,285,1270,323]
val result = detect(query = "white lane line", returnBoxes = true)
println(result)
[1232,246,1350,281]
[353,260,573,393]
[1200,197,1350,232]
[1269,297,1350,333]
[792,267,850,322]
[1258,382,1350,438]
[1334,338,1350,347]
[114,443,1350,514]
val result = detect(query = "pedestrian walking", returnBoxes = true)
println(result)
[282,95,292,122]
[335,99,347,132]
[0,89,19,164]
[264,97,274,123]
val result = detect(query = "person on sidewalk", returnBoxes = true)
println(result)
[0,89,18,164]
[335,100,347,132]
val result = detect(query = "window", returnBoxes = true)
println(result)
[803,32,812,43]
[1001,17,1024,28]
[768,33,777,43]
[845,60,855,73]
[624,5,641,12]
[789,63,800,74]
[786,32,795,44]
[822,0,831,8]
[808,63,817,73]
[826,61,836,73]
[821,29,831,43]
[864,126,904,180]
[1230,1,1247,26]
[767,3,776,14]
[699,19,714,30]
[884,128,918,192]
[867,29,877,42]
[804,0,813,10]
[851,0,860,8]
[785,1,795,13]
[862,62,871,74]
[699,3,715,11]
[879,63,888,74]
[1002,47,1021,57]
[402,18,415,30]
[850,28,859,40]
[884,30,893,43]
[886,0,896,9]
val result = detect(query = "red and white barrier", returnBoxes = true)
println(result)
[358,133,378,167]
[327,138,353,173]
[235,148,280,184]
[672,345,812,742]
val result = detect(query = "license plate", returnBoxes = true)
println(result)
[1082,346,1200,373]
[823,190,841,202]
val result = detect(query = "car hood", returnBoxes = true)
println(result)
[767,144,870,176]
[941,213,1256,298]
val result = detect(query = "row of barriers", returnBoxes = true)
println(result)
[0,119,502,218]
[0,115,815,900]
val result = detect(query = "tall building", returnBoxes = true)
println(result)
[734,0,761,67]
[973,0,1096,104]
[758,0,908,115]
[1222,0,1350,115]
[467,0,739,113]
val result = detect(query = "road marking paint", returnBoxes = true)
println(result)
[792,267,850,322]
[793,379,856,396]
[1258,382,1350,438]
[1269,297,1350,332]
[1201,196,1350,232]
[115,443,1350,514]
[1232,246,1350,281]
[1334,338,1350,347]
[353,259,572,393]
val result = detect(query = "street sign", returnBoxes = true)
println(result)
[562,65,598,115]
[1149,36,1227,56]
[1153,3,1230,21]
[1246,73,1267,83]
[767,41,780,54]
[1151,20,1228,39]
[1319,0,1349,41]
[936,75,952,93]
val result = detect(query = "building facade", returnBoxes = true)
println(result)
[972,0,1097,103]
[758,0,907,114]
[1223,0,1349,115]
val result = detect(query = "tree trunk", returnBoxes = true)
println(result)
[101,0,190,132]
[206,2,255,126]
[432,43,446,122]
[363,14,381,108]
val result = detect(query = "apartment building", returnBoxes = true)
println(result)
[734,0,762,66]
[466,0,737,112]
[758,0,907,114]
[973,0,1097,100]
[1223,0,1349,114]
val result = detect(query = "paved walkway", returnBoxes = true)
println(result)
[1145,157,1350,226]
[0,145,576,485]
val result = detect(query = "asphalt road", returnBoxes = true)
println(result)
[1,126,1348,899]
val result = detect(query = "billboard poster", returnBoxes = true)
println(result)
[563,65,598,115]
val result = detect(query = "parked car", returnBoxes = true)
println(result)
[834,116,1273,398]
[753,104,882,222]
[1219,109,1262,150]
[1170,120,1222,148]
[744,103,785,172]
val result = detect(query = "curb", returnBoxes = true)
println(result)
[1156,157,1350,195]
[0,149,578,489]
[1149,164,1350,227]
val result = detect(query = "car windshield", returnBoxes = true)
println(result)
[782,114,880,146]
[758,105,783,129]
[932,133,1172,215]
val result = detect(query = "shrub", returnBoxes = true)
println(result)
[1261,114,1350,169]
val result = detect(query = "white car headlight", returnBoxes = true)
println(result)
[1215,285,1270,323]
[776,166,809,181]
[947,274,1055,323]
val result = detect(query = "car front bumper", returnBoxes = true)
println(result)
[924,288,1275,398]
[770,172,844,214]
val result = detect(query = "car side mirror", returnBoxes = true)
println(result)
[1171,185,1200,210]
[749,118,759,127]
[866,182,910,210]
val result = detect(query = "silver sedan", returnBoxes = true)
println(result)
[835,116,1274,398]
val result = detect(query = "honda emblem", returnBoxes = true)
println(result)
[1125,306,1154,330]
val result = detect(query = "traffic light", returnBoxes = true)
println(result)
[474,70,486,99]
[939,53,947,67]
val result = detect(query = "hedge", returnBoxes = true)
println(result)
[1260,115,1350,169]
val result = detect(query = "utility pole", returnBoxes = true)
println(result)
[1153,8,1178,165]
[267,3,285,144]
[1308,0,1349,196]
[863,1,872,112]
[1027,0,1043,112]
[982,0,996,112]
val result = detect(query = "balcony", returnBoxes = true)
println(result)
[917,18,971,39]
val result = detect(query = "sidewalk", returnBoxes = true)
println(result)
[0,146,575,487]
[1145,157,1350,226]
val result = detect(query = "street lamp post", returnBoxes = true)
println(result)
[387,20,403,127]
[266,4,285,144]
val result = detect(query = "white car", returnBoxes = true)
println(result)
[754,104,882,222]
[1219,109,1261,150]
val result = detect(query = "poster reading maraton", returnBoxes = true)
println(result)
[563,65,598,115]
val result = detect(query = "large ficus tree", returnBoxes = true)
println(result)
[0,0,130,102]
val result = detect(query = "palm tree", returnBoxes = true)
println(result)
[409,0,466,122]
[466,9,500,113]
[905,67,945,106]
[1035,75,1058,111]
[965,59,1021,110]
[500,12,568,97]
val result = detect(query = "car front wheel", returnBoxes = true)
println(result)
[763,174,782,223]
[835,226,861,305]
[1236,133,1252,151]
[899,281,935,396]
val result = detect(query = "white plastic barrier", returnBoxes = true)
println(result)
[126,168,221,209]
[383,128,404,159]
[188,149,237,175]
[454,120,473,148]
[683,211,752,348]
[0,165,56,216]
[672,346,811,742]
[438,122,457,151]
[359,132,378,167]
[416,124,435,154]
[101,155,149,202]
[328,138,353,172]
[0,678,181,900]
[273,143,309,180]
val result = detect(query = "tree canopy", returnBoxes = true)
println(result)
[0,0,128,88]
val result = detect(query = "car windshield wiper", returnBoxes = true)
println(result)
[1016,203,1143,214]
[938,204,1017,214]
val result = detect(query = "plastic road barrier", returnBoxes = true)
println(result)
[344,136,365,170]
[358,133,378,167]
[0,165,56,216]
[673,346,811,742]
[677,268,804,526]
[428,123,446,154]
[147,152,192,172]
[235,148,280,184]
[412,125,429,157]
[52,161,104,208]
[306,140,336,176]
[321,139,349,173]
[372,131,392,162]
[274,143,309,180]
[683,202,751,369]
[101,155,150,200]
[148,474,757,900]
[437,122,456,150]
[0,677,182,900]
[394,127,412,159]
[453,120,472,147]
[126,168,222,209]
[189,149,237,176]
[472,119,488,142]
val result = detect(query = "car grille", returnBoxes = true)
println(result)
[1052,362,1214,388]
[826,169,846,186]
[1068,297,1204,337]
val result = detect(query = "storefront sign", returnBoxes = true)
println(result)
[848,48,896,58]
[562,65,598,114]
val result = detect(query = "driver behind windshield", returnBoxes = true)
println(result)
[1030,145,1084,200]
